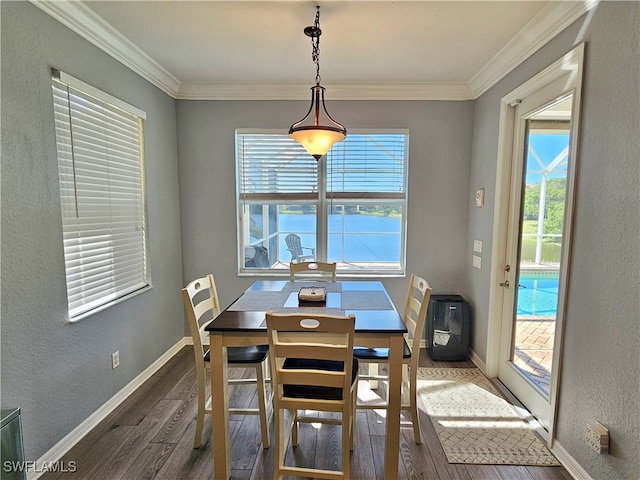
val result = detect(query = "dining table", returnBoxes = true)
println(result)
[205,279,407,479]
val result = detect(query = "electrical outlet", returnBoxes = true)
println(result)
[111,351,120,369]
[585,422,609,454]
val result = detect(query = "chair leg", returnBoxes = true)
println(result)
[350,387,357,451]
[408,365,422,444]
[401,364,411,406]
[255,361,270,448]
[342,406,351,479]
[193,374,206,449]
[291,409,299,447]
[368,362,379,390]
[274,407,286,480]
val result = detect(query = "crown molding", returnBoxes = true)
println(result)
[176,82,474,101]
[30,0,181,97]
[469,0,598,98]
[32,0,597,101]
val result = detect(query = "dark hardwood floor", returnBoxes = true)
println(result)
[42,346,572,480]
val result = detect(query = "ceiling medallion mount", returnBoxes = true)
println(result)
[289,5,347,161]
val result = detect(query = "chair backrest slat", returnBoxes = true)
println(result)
[183,274,222,357]
[278,370,346,389]
[402,274,432,354]
[289,261,337,281]
[273,343,348,362]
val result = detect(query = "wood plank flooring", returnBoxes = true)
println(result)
[42,347,572,480]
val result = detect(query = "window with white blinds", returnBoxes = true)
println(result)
[52,70,149,321]
[238,133,319,199]
[236,130,408,275]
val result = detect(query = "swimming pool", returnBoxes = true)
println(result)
[517,272,559,317]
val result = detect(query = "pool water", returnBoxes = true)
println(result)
[517,273,559,317]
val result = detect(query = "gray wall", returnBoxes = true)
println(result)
[1,2,184,460]
[176,100,474,311]
[466,3,640,479]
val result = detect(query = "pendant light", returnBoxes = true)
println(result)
[289,5,347,160]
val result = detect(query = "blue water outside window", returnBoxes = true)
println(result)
[236,130,408,275]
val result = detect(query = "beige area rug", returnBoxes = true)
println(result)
[416,367,560,466]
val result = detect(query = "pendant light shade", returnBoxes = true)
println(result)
[289,85,346,160]
[289,6,346,160]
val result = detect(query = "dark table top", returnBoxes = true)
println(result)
[205,280,407,334]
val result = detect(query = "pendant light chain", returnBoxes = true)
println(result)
[312,6,321,86]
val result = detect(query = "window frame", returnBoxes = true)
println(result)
[52,70,151,322]
[236,129,409,277]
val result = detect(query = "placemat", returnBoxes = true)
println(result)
[340,291,393,310]
[280,281,342,294]
[227,291,290,311]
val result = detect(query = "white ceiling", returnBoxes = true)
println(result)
[35,1,593,100]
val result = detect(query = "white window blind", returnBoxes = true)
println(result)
[327,134,407,199]
[236,132,408,199]
[52,71,148,321]
[237,133,318,201]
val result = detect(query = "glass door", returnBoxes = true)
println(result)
[512,99,571,392]
[499,85,578,432]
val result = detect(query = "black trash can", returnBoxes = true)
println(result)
[426,295,471,361]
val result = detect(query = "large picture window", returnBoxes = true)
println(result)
[236,130,408,275]
[52,70,149,321]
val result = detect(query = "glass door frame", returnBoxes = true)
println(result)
[486,43,584,443]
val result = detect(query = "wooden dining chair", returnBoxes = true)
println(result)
[289,261,337,282]
[353,274,432,443]
[266,311,358,480]
[182,274,271,449]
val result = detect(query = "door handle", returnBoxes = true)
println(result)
[499,280,510,288]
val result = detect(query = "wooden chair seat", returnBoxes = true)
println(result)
[352,341,412,360]
[204,345,269,364]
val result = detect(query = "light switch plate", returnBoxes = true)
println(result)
[473,239,483,253]
[473,255,482,269]
[475,188,485,207]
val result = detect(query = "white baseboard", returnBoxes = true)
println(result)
[420,342,482,370]
[28,338,188,480]
[469,348,486,373]
[551,441,593,480]
[468,349,588,480]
